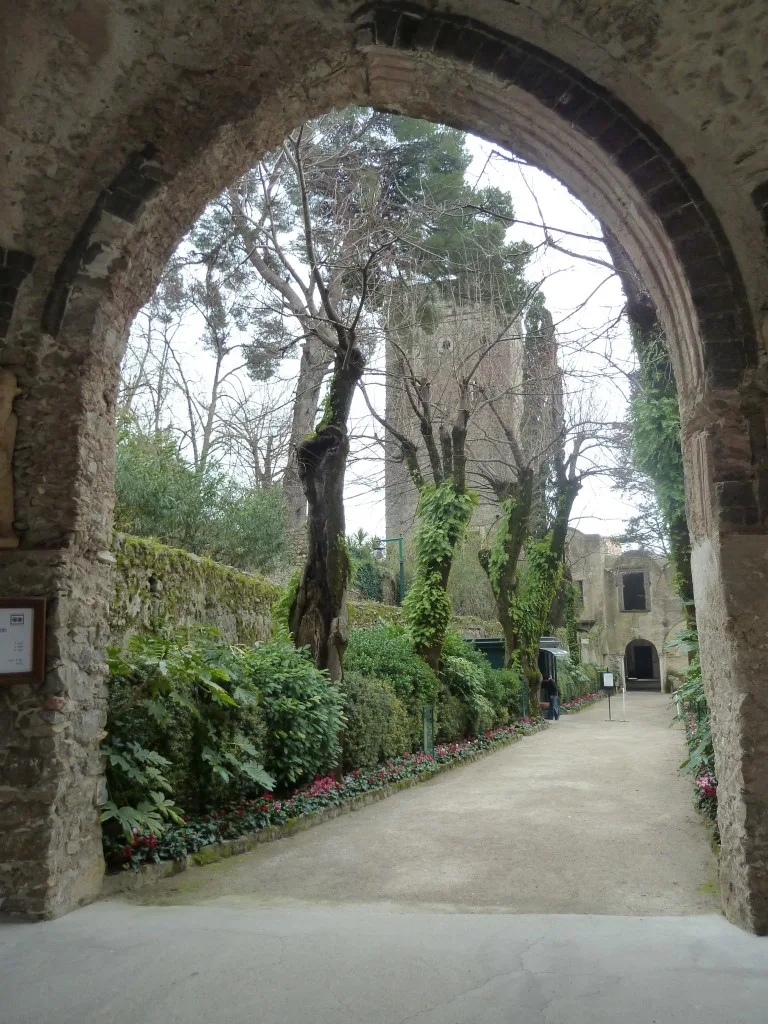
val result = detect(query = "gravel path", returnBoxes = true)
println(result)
[123,692,718,915]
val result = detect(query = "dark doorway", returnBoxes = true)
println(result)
[624,638,660,691]
[633,643,654,679]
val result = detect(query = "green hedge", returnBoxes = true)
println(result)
[102,620,538,860]
[341,671,414,772]
[102,629,344,842]
[556,659,602,704]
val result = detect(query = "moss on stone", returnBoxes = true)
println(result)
[191,847,221,866]
[110,533,280,647]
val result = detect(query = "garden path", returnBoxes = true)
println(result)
[124,692,717,915]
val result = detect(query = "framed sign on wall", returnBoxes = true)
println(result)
[0,598,46,685]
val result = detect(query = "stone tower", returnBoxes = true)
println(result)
[384,287,528,540]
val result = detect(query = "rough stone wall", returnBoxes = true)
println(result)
[2,0,768,930]
[109,535,279,649]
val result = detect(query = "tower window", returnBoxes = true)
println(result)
[621,572,646,611]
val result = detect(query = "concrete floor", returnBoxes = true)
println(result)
[5,693,766,1024]
[3,904,768,1023]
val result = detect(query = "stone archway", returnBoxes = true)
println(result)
[2,1,768,932]
[625,639,661,691]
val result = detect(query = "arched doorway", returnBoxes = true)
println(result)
[625,639,660,692]
[2,2,767,933]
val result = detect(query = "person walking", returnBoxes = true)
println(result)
[540,675,560,720]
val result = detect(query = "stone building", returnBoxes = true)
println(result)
[3,0,768,934]
[566,530,688,691]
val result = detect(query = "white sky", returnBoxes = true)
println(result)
[127,128,641,542]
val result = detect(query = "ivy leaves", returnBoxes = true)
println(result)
[403,479,477,661]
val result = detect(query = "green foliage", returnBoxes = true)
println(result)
[447,533,497,618]
[511,534,564,676]
[340,671,415,772]
[105,629,276,826]
[487,497,517,600]
[556,659,601,704]
[562,580,580,663]
[403,480,478,657]
[110,534,280,647]
[104,628,344,843]
[441,656,495,731]
[345,624,439,707]
[347,531,393,603]
[114,428,222,554]
[115,425,289,573]
[484,668,524,722]
[273,569,301,636]
[669,629,716,825]
[251,634,345,789]
[670,630,712,777]
[439,630,523,734]
[621,328,694,616]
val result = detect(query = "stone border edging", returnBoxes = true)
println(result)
[102,721,549,896]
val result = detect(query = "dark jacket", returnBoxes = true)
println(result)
[541,677,559,701]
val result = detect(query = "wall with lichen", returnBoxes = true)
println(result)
[349,599,501,639]
[110,534,280,647]
[109,540,502,650]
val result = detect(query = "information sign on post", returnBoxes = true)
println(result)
[0,598,46,685]
[602,672,614,721]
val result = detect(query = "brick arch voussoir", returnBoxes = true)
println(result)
[353,1,758,393]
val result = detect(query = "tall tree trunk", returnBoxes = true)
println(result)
[478,470,535,671]
[288,340,364,681]
[514,479,581,717]
[283,335,331,542]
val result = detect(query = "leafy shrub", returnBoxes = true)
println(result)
[104,630,275,837]
[670,629,717,826]
[441,655,495,733]
[436,687,472,742]
[483,668,523,722]
[345,624,439,706]
[353,560,385,601]
[341,671,415,771]
[115,426,288,572]
[249,635,345,789]
[437,630,523,734]
[103,628,344,848]
[556,658,601,703]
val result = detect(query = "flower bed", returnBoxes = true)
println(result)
[105,718,544,872]
[559,690,607,714]
[681,706,718,827]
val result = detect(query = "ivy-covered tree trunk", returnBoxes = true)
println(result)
[512,481,580,717]
[289,341,364,681]
[404,478,477,672]
[478,470,534,670]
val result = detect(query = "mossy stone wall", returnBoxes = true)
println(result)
[110,535,279,646]
[349,599,501,639]
[109,541,503,649]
